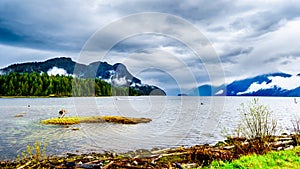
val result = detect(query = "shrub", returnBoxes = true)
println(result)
[291,116,300,145]
[16,141,47,168]
[291,116,300,135]
[235,98,277,140]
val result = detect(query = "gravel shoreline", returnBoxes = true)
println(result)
[1,134,299,168]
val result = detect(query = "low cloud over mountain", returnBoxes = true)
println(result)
[191,73,300,97]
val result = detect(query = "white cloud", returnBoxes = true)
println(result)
[47,67,68,76]
[238,75,300,95]
[112,77,128,86]
[1,1,300,94]
[269,75,300,90]
[215,89,224,95]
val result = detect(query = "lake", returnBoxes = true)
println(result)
[0,96,299,160]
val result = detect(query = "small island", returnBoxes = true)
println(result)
[41,116,152,125]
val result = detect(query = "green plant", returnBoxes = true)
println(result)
[291,116,300,145]
[206,146,300,169]
[17,141,47,168]
[291,116,300,135]
[235,98,277,140]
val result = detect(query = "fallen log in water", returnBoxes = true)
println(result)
[41,116,152,125]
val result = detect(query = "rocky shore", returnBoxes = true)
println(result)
[1,134,299,169]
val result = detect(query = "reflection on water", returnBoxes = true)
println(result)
[0,96,299,160]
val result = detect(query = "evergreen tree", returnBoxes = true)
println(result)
[0,72,142,97]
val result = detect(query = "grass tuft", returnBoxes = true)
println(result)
[206,147,300,169]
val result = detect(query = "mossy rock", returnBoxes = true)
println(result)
[214,141,226,147]
[41,116,152,125]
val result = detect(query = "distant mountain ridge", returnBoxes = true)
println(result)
[0,57,166,95]
[3,58,299,96]
[1,57,76,74]
[191,72,300,97]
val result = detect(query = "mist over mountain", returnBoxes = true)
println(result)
[2,57,299,97]
[191,73,300,97]
[0,57,166,96]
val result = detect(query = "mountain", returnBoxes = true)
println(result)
[1,57,77,74]
[191,72,300,96]
[0,57,166,96]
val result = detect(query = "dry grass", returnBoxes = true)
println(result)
[41,116,152,125]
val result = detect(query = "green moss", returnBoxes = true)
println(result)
[158,154,188,163]
[41,116,152,125]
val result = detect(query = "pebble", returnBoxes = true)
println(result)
[65,162,76,167]
[284,145,294,150]
[223,145,235,150]
[133,160,138,165]
[77,163,101,169]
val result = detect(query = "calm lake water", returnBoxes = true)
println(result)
[0,96,299,160]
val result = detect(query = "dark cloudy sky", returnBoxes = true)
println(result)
[1,0,300,95]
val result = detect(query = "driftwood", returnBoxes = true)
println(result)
[16,161,31,169]
[103,161,114,169]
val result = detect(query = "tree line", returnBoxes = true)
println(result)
[0,72,139,97]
